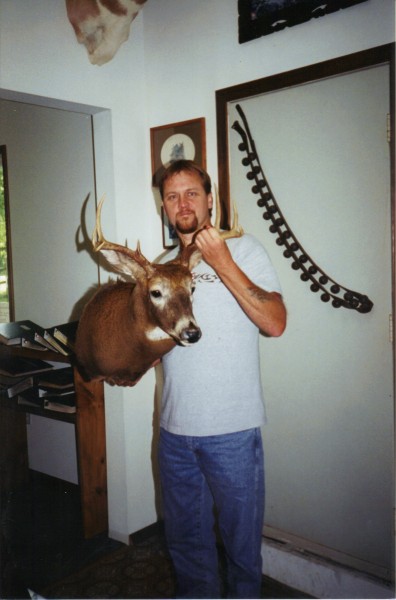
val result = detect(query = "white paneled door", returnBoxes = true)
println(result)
[228,63,393,576]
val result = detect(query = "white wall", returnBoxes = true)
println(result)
[0,0,394,558]
[143,0,395,183]
[0,0,159,541]
[27,414,78,484]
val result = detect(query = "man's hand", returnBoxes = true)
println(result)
[194,227,286,337]
[194,226,233,272]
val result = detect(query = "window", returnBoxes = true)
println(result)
[0,145,14,322]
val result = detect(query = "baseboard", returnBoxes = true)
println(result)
[114,519,394,598]
[129,521,165,545]
[108,528,131,545]
[261,536,394,599]
[109,521,165,546]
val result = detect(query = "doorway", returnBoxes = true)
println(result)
[217,45,394,578]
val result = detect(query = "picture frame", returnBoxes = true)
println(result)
[238,0,369,44]
[150,117,206,188]
[161,206,179,249]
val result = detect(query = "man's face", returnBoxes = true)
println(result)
[162,170,213,237]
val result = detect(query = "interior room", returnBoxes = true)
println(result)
[0,1,394,598]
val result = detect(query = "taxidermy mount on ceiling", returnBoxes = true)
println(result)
[65,0,147,66]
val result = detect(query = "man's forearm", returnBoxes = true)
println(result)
[216,259,286,337]
[194,227,287,336]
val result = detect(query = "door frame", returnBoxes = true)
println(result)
[216,43,395,578]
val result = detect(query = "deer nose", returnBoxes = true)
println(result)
[181,327,202,344]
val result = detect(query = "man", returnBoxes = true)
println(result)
[158,160,286,599]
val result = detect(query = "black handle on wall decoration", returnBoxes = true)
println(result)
[232,103,373,314]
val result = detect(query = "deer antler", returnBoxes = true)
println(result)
[213,185,244,240]
[92,196,110,251]
[92,196,151,276]
[92,196,132,255]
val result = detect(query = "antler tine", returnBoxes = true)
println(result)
[92,195,132,254]
[213,184,221,231]
[92,196,150,268]
[92,195,111,252]
[219,201,244,240]
[213,184,244,241]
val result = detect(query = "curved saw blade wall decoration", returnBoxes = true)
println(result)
[232,103,373,314]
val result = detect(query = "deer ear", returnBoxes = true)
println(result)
[188,247,202,270]
[178,244,202,271]
[100,245,154,280]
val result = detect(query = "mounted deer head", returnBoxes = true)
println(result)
[75,194,243,386]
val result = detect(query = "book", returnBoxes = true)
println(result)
[38,367,74,390]
[2,320,71,355]
[21,337,49,352]
[42,390,76,403]
[6,375,35,398]
[0,373,31,386]
[0,356,54,377]
[33,332,57,351]
[44,390,76,414]
[17,388,45,408]
[43,331,71,356]
[44,399,76,414]
[39,388,75,400]
[0,320,44,346]
[18,388,76,414]
[20,324,59,352]
[49,321,78,351]
[0,373,35,398]
[18,396,76,414]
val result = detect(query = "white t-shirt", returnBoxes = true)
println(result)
[160,234,282,436]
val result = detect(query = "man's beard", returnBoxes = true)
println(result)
[175,212,199,235]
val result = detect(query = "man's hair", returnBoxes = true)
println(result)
[159,160,212,199]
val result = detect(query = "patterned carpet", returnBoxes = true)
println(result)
[43,532,175,599]
[2,472,312,599]
[42,528,312,600]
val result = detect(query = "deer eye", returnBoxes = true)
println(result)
[191,285,196,294]
[150,290,162,299]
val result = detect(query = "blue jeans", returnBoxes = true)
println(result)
[158,427,265,599]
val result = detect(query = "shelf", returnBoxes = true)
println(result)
[0,394,75,424]
[0,344,71,363]
[0,343,107,538]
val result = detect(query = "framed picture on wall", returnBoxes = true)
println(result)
[150,117,206,188]
[238,0,369,44]
[161,206,178,248]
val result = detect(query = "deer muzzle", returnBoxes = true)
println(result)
[179,326,202,345]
